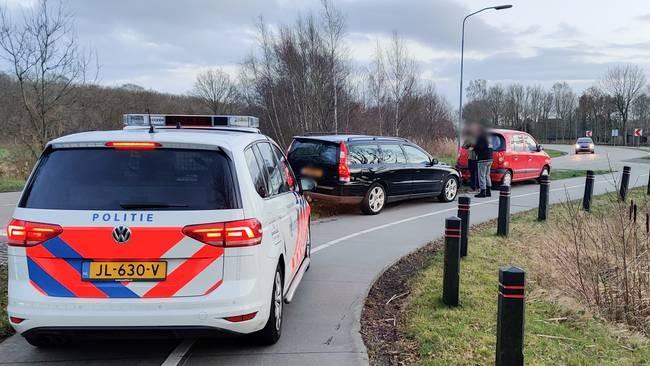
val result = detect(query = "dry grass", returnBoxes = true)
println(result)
[537,190,650,335]
[403,189,650,365]
[414,137,458,165]
[0,264,13,341]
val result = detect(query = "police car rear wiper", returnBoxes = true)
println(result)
[119,202,189,209]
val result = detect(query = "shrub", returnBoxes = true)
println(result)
[540,192,650,335]
[414,137,457,160]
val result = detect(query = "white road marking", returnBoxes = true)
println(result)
[0,203,16,207]
[161,338,196,366]
[311,180,612,255]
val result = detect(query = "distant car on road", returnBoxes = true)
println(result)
[6,115,312,347]
[287,135,460,215]
[575,137,595,154]
[456,129,551,186]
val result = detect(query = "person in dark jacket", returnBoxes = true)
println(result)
[474,127,493,197]
[462,134,479,193]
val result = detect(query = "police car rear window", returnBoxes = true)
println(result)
[21,148,238,210]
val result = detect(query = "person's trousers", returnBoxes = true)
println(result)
[477,160,492,190]
[468,159,478,189]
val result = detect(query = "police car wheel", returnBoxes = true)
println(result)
[256,265,283,345]
[305,223,311,271]
[24,333,68,348]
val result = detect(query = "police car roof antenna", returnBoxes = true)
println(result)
[146,108,155,133]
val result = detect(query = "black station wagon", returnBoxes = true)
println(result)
[287,135,460,215]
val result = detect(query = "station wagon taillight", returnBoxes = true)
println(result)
[338,142,351,182]
[182,219,263,247]
[6,219,63,247]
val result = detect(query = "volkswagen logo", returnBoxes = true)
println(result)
[112,226,132,244]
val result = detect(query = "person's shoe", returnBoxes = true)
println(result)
[475,189,487,198]
[486,187,492,197]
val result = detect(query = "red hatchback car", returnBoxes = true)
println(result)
[456,129,551,186]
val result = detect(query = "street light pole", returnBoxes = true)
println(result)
[458,5,512,149]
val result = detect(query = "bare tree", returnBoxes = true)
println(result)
[0,0,95,158]
[367,41,387,135]
[191,68,238,114]
[552,82,576,142]
[487,84,505,126]
[320,0,346,133]
[385,32,416,136]
[601,64,646,145]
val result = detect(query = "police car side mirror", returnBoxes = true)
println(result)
[300,177,317,192]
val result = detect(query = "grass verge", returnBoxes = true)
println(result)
[550,169,611,181]
[362,188,650,365]
[544,148,567,158]
[0,179,25,193]
[0,264,13,342]
[0,144,26,193]
[436,155,457,166]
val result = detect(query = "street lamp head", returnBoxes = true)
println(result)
[493,4,513,10]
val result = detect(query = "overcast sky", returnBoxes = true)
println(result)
[4,0,650,104]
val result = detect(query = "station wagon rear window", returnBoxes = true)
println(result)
[21,148,237,210]
[288,140,338,165]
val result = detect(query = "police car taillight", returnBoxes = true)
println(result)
[182,219,262,247]
[7,219,63,247]
[105,141,161,150]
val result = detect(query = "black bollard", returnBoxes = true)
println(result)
[497,186,511,237]
[538,175,550,221]
[583,170,594,212]
[442,216,461,307]
[458,196,471,257]
[647,168,650,195]
[634,204,638,223]
[496,266,526,366]
[619,166,631,201]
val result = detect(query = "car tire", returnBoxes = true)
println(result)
[361,183,386,215]
[305,223,311,271]
[500,170,513,187]
[438,175,459,202]
[255,265,284,345]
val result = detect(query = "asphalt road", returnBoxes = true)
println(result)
[0,144,649,365]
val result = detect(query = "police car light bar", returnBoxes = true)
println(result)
[123,114,260,128]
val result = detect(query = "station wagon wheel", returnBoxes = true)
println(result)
[361,183,386,215]
[438,176,459,202]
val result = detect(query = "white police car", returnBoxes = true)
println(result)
[6,115,313,346]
